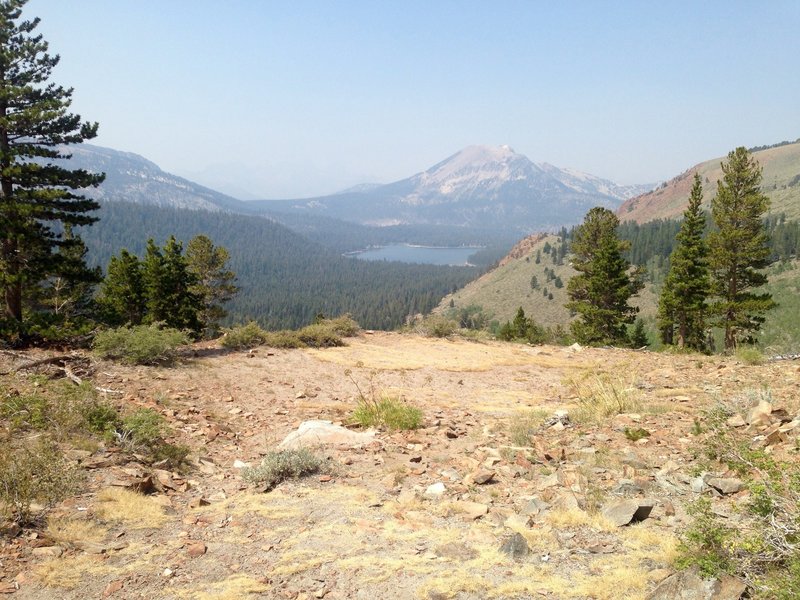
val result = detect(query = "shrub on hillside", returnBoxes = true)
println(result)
[677,394,800,595]
[93,324,189,365]
[296,323,346,348]
[0,437,82,525]
[220,321,267,349]
[242,449,323,490]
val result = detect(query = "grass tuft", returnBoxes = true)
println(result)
[352,395,423,430]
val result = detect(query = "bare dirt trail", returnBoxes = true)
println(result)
[2,333,798,599]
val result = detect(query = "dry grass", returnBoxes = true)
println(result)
[177,574,269,599]
[567,370,642,423]
[546,507,617,531]
[34,554,108,589]
[94,487,170,529]
[270,549,336,577]
[46,515,107,546]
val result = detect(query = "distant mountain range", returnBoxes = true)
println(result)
[60,143,652,235]
[59,144,247,213]
[250,145,653,232]
[619,139,800,223]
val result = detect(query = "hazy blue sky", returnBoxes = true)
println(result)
[29,0,800,199]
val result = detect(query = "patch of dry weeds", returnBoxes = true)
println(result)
[94,487,170,529]
[176,574,269,599]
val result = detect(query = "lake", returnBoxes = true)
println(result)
[347,244,480,266]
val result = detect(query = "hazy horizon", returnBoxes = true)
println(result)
[28,0,800,199]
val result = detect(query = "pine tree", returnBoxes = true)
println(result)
[142,237,202,332]
[185,235,238,338]
[0,1,103,327]
[566,207,644,345]
[658,173,710,350]
[707,148,776,350]
[97,249,145,326]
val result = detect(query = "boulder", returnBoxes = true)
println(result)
[499,532,529,559]
[706,477,744,495]
[601,499,654,527]
[646,569,747,599]
[278,420,376,450]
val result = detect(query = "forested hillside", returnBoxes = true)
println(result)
[440,214,800,351]
[77,203,481,330]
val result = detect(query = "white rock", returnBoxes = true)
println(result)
[278,420,376,450]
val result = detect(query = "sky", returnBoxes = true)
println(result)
[28,0,800,199]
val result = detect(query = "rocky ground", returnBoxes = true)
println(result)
[1,332,799,599]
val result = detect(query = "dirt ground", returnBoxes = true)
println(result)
[1,332,798,599]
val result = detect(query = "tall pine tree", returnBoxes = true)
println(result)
[658,173,710,350]
[0,0,103,328]
[566,207,644,346]
[708,148,776,350]
[97,249,145,326]
[185,235,237,338]
[142,237,202,332]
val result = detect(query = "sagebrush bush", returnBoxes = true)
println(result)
[242,449,323,490]
[220,321,267,349]
[93,324,189,365]
[352,396,423,430]
[0,437,82,524]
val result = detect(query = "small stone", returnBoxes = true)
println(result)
[233,459,251,469]
[472,469,495,484]
[747,400,772,426]
[726,414,746,427]
[424,482,446,498]
[706,477,744,495]
[186,541,207,558]
[189,496,210,508]
[102,580,124,597]
[499,532,529,559]
[162,568,174,578]
[451,500,489,520]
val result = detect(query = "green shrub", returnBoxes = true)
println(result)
[322,314,360,337]
[0,437,82,525]
[352,396,423,431]
[735,346,765,365]
[676,497,735,576]
[93,324,190,365]
[0,390,49,430]
[678,394,800,594]
[262,330,307,349]
[623,427,650,442]
[220,321,267,349]
[242,449,323,490]
[296,323,346,348]
[152,443,191,470]
[118,408,165,450]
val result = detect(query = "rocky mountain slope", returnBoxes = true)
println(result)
[1,335,797,599]
[618,140,800,223]
[253,145,652,233]
[56,144,248,212]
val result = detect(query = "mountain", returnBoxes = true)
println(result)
[252,145,651,233]
[619,139,800,223]
[58,144,248,213]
